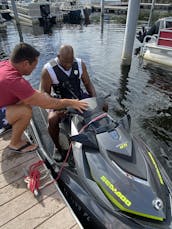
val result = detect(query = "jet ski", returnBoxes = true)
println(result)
[28,97,172,229]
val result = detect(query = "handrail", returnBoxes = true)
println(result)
[139,34,158,58]
[143,34,157,44]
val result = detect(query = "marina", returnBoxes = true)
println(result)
[7,0,90,26]
[0,1,172,227]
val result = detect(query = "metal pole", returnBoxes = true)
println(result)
[121,0,140,66]
[10,0,23,42]
[101,0,104,21]
[148,0,156,27]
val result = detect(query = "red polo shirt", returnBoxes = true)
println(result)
[0,60,35,107]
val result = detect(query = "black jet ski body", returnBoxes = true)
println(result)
[29,97,172,228]
[57,97,172,228]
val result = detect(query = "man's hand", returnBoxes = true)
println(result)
[70,99,88,113]
[23,91,88,111]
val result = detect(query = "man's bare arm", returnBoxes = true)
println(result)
[81,62,96,97]
[22,90,88,112]
[40,69,52,94]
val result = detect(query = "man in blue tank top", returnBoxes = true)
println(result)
[40,44,96,161]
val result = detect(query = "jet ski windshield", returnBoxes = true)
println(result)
[85,115,117,134]
[71,97,117,148]
[81,97,113,126]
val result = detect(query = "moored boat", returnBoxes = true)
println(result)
[138,17,172,67]
[59,0,91,24]
[0,0,11,20]
[8,0,62,26]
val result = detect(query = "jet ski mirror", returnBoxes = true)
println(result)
[70,132,98,149]
[118,114,131,131]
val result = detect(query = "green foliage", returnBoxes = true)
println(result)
[90,13,126,24]
[139,10,172,25]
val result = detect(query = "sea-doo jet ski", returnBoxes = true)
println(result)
[28,97,172,229]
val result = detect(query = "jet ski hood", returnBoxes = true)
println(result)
[86,132,167,221]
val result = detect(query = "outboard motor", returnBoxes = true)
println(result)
[136,26,147,43]
[39,4,52,34]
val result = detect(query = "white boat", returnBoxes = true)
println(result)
[140,17,172,67]
[8,0,89,26]
[59,0,91,24]
[0,0,11,20]
[8,0,63,26]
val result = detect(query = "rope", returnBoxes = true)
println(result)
[24,160,44,195]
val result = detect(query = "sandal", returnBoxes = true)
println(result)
[8,142,38,153]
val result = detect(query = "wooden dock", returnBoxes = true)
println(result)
[91,3,172,14]
[92,4,128,15]
[0,131,82,229]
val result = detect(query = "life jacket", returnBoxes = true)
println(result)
[49,59,83,99]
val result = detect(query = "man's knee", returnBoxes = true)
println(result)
[15,104,32,120]
[22,105,32,118]
[26,105,32,117]
[6,104,32,124]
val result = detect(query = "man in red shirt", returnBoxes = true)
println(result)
[0,43,88,153]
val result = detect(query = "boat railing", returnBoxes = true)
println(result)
[143,34,158,45]
[139,35,157,57]
[157,28,172,47]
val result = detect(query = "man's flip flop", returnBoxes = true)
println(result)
[8,142,38,153]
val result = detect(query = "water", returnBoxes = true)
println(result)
[1,20,172,167]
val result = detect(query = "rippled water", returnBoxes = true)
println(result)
[1,20,172,173]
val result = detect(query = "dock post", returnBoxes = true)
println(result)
[10,0,23,42]
[100,0,104,34]
[121,0,140,66]
[100,0,104,24]
[148,0,155,27]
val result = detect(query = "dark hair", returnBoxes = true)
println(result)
[10,42,40,64]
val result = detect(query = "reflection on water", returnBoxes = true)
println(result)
[15,23,24,42]
[115,64,130,117]
[143,110,172,144]
[140,62,172,151]
[21,24,51,36]
[0,20,172,171]
[145,63,172,97]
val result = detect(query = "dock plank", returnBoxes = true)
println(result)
[36,207,78,229]
[0,177,26,206]
[0,156,38,189]
[0,130,82,229]
[1,190,65,229]
[0,151,37,174]
[72,225,81,229]
[0,181,63,226]
[0,132,12,156]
